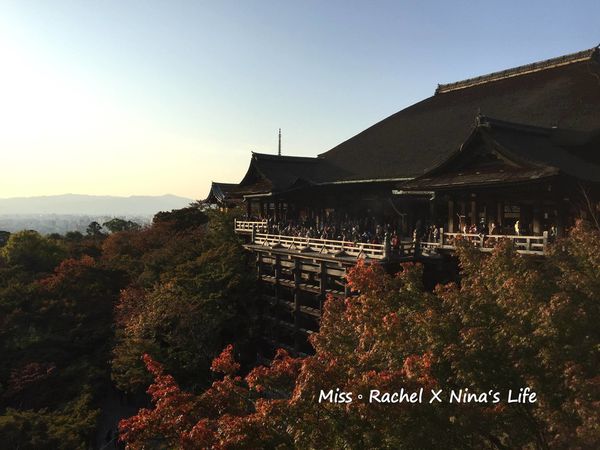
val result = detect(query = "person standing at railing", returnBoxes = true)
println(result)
[478,218,486,235]
[391,231,400,254]
[549,225,557,242]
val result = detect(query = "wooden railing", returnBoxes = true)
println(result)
[420,228,549,255]
[236,226,415,260]
[236,222,548,257]
[253,232,387,259]
[234,219,268,233]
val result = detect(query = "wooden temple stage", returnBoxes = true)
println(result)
[234,220,549,355]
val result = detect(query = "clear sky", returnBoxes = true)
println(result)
[0,0,598,199]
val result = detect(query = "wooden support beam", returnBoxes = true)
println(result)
[274,254,281,305]
[256,252,262,281]
[497,202,504,228]
[293,259,301,351]
[319,260,327,312]
[447,199,454,232]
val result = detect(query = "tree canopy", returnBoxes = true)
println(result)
[119,221,600,449]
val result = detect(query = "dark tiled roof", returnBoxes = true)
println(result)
[436,47,598,93]
[238,152,351,193]
[319,47,600,181]
[401,116,600,190]
[479,118,600,182]
[205,182,243,204]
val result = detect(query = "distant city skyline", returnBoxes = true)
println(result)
[1,0,598,199]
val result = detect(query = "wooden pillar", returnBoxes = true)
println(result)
[458,199,466,231]
[497,202,504,229]
[256,252,262,281]
[344,274,351,297]
[319,261,327,313]
[293,259,301,351]
[447,199,454,233]
[556,201,566,237]
[246,200,251,218]
[533,201,542,235]
[274,255,281,305]
[470,199,477,228]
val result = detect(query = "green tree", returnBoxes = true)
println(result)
[1,230,65,273]
[153,205,208,231]
[0,230,10,247]
[85,221,104,238]
[0,390,99,450]
[111,211,257,393]
[0,255,126,448]
[64,231,84,241]
[102,218,141,233]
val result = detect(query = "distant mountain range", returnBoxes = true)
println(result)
[0,194,195,216]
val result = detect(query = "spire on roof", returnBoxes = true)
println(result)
[278,128,282,156]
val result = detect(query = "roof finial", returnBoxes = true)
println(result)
[278,128,281,156]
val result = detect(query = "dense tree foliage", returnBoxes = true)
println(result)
[119,221,600,449]
[2,207,597,448]
[0,230,10,247]
[0,248,123,447]
[86,221,105,238]
[0,207,256,448]
[110,210,257,393]
[1,230,66,273]
[103,218,141,233]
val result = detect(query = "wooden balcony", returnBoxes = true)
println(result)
[234,220,414,261]
[420,229,549,256]
[234,219,268,234]
[234,221,549,258]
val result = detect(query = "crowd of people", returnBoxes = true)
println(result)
[261,218,392,245]
[242,216,556,247]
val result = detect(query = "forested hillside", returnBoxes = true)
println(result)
[1,208,598,449]
[0,206,258,449]
[118,222,600,450]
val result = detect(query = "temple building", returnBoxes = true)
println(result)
[204,46,600,354]
[207,46,600,242]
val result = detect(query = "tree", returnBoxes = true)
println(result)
[0,390,99,450]
[103,218,141,233]
[0,230,65,273]
[111,212,257,394]
[86,221,104,238]
[153,205,208,232]
[119,221,600,449]
[0,255,126,448]
[0,230,10,247]
[64,231,84,241]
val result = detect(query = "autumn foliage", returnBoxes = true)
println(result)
[119,221,600,449]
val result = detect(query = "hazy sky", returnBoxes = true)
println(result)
[1,1,598,199]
